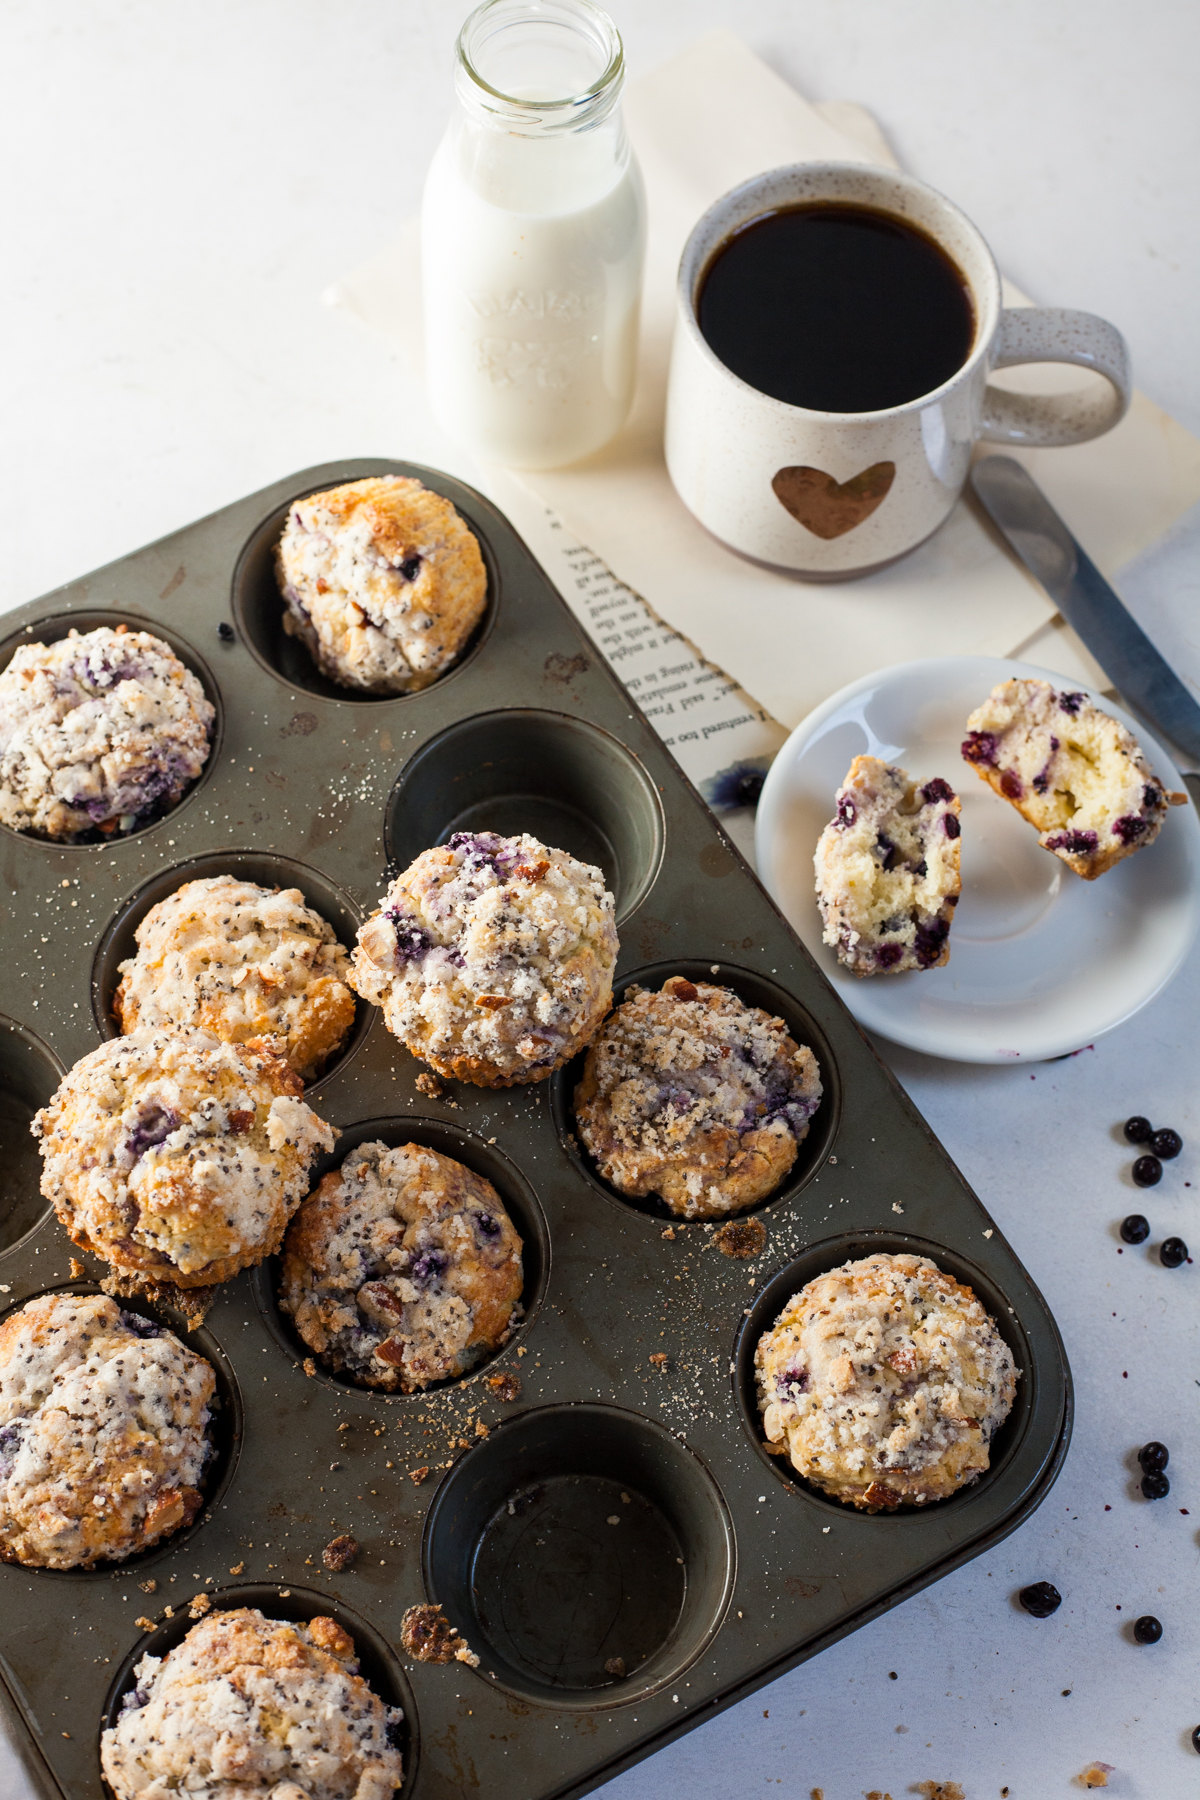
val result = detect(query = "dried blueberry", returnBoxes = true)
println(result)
[1124,1116,1153,1145]
[921,777,954,804]
[1151,1128,1182,1160]
[1018,1581,1062,1618]
[399,556,422,582]
[1133,1155,1163,1188]
[1160,1236,1188,1268]
[1133,1614,1162,1644]
[1120,1214,1150,1244]
[1141,1471,1170,1500]
[1138,1441,1169,1473]
[942,813,960,839]
[216,621,235,641]
[999,769,1023,801]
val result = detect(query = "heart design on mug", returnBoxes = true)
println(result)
[771,462,896,540]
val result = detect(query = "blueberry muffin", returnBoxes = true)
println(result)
[962,677,1186,878]
[0,1292,215,1569]
[350,831,617,1087]
[280,1140,523,1392]
[33,1030,337,1289]
[756,1252,1017,1510]
[114,876,357,1083]
[275,475,487,694]
[0,625,213,840]
[101,1607,404,1800]
[814,757,962,975]
[574,977,823,1217]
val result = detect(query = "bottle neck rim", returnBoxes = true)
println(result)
[455,0,625,136]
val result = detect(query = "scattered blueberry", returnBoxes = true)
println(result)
[1124,1116,1153,1145]
[1192,1724,1200,1754]
[1133,1155,1163,1188]
[1160,1237,1188,1268]
[1120,1214,1150,1244]
[1151,1128,1183,1160]
[1018,1581,1062,1618]
[1141,1471,1171,1500]
[217,620,235,641]
[1138,1441,1169,1474]
[1133,1614,1163,1644]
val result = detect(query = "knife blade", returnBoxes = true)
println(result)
[970,455,1200,766]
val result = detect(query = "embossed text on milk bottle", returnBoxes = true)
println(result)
[422,0,645,469]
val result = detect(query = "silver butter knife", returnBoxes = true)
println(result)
[970,457,1200,796]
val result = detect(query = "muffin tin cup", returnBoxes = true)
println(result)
[0,460,1071,1800]
[0,1015,64,1254]
[422,1402,735,1708]
[250,1113,551,1400]
[384,708,665,925]
[100,1581,419,1797]
[549,958,842,1224]
[0,1280,243,1578]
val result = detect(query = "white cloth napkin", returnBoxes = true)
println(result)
[327,29,1200,732]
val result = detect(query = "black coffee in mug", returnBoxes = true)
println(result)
[697,202,975,414]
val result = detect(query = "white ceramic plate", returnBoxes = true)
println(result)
[755,655,1200,1063]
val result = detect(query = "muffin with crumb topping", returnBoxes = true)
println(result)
[574,976,822,1217]
[0,1292,215,1569]
[962,678,1185,878]
[281,1139,523,1392]
[275,474,487,694]
[33,1029,336,1288]
[350,830,617,1087]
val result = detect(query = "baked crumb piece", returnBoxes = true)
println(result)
[228,1562,244,1576]
[714,1218,767,1259]
[415,1071,445,1100]
[814,756,961,975]
[649,1352,668,1367]
[604,1656,626,1677]
[1079,1767,1114,1790]
[134,1617,156,1633]
[187,1593,211,1619]
[486,1372,521,1401]
[409,1466,430,1485]
[322,1533,359,1572]
[399,1601,480,1667]
[962,677,1185,878]
[915,1785,964,1800]
[138,1579,157,1594]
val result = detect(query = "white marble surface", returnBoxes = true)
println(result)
[2,3,1198,1795]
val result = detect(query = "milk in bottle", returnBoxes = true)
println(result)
[422,0,645,469]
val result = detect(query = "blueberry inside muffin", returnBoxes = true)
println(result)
[755,1252,1017,1510]
[962,677,1186,878]
[100,1607,404,1799]
[280,1140,523,1392]
[0,625,213,840]
[0,1292,215,1569]
[573,976,822,1217]
[814,756,962,975]
[275,474,487,694]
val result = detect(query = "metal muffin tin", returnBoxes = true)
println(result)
[0,460,1071,1800]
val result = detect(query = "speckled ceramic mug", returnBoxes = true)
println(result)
[665,162,1131,578]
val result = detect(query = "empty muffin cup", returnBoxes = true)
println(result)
[733,1231,1036,1516]
[551,960,841,1223]
[232,479,497,703]
[422,1402,734,1705]
[90,850,371,1091]
[384,710,665,925]
[0,1017,64,1255]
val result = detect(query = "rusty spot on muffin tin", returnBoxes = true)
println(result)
[0,461,1070,1800]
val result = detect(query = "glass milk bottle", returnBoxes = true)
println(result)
[422,0,645,469]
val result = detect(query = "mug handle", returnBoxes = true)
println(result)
[980,307,1131,447]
